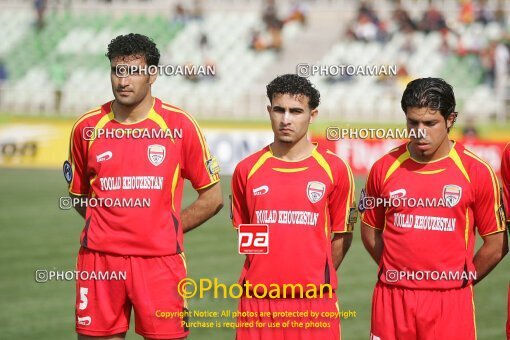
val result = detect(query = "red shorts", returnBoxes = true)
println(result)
[236,293,341,340]
[370,282,476,340]
[75,247,189,339]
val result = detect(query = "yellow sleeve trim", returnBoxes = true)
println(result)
[479,229,507,237]
[195,178,220,191]
[361,219,383,230]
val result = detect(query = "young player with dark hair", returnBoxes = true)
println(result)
[231,74,355,340]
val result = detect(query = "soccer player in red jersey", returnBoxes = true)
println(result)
[231,74,356,340]
[65,34,223,340]
[502,143,510,339]
[361,77,508,340]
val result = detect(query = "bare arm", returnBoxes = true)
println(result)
[69,193,87,219]
[361,222,383,264]
[181,182,224,233]
[473,231,508,285]
[331,233,353,269]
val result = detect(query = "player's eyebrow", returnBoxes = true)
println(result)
[407,117,438,124]
[272,105,289,112]
[289,107,304,113]
[272,106,304,113]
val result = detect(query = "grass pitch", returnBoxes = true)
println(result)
[0,168,508,339]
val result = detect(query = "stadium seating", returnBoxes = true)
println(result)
[0,1,508,122]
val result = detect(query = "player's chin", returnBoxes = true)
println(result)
[277,135,295,143]
[114,94,136,106]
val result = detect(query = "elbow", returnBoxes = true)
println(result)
[360,229,371,252]
[500,231,509,259]
[502,238,509,258]
[211,194,224,215]
[215,198,224,214]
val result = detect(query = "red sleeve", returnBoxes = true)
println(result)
[330,159,356,233]
[231,163,250,229]
[68,122,90,196]
[502,144,510,223]
[181,118,220,190]
[473,162,505,236]
[360,161,385,230]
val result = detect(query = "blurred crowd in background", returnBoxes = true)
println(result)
[0,0,508,123]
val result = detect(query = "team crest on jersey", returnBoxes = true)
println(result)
[443,184,462,207]
[307,181,326,203]
[147,144,166,166]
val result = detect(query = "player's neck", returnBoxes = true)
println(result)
[112,95,154,124]
[409,138,453,163]
[270,138,315,161]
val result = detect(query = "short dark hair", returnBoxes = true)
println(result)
[106,33,160,66]
[401,77,457,123]
[266,74,320,110]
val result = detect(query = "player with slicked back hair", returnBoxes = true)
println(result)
[231,74,356,340]
[361,77,508,340]
[66,33,223,340]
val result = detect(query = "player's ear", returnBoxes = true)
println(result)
[446,112,456,129]
[309,108,318,124]
[148,72,157,85]
[267,105,272,115]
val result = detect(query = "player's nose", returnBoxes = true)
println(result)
[282,111,292,123]
[118,76,130,86]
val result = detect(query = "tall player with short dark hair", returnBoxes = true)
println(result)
[361,77,508,340]
[66,33,223,340]
[231,74,355,340]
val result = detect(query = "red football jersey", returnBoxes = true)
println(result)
[231,144,355,291]
[68,98,220,256]
[502,143,510,225]
[361,141,505,289]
